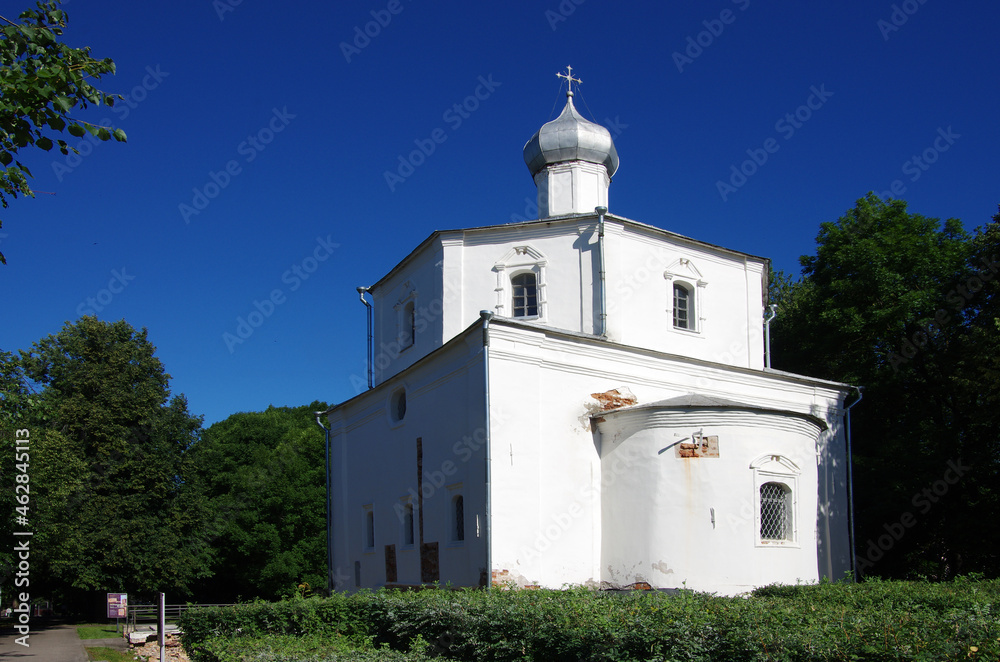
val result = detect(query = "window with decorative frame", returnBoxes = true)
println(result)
[750,454,799,546]
[493,245,547,321]
[663,258,706,334]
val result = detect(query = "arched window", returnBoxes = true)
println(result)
[511,273,539,318]
[759,482,791,541]
[673,283,692,329]
[750,454,799,546]
[664,259,706,334]
[494,245,547,320]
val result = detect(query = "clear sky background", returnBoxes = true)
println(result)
[2,0,997,425]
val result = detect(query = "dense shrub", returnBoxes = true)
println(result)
[356,586,719,661]
[180,578,1000,662]
[179,594,371,661]
[718,576,1000,661]
[193,634,431,662]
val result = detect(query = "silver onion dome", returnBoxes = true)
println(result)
[523,93,619,179]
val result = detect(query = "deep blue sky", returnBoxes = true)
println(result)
[2,0,997,425]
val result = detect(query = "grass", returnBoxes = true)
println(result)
[85,646,135,662]
[77,623,121,639]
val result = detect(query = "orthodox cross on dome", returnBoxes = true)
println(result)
[556,66,581,97]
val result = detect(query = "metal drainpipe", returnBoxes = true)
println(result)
[480,310,493,590]
[595,206,608,338]
[314,412,334,593]
[357,287,373,389]
[844,386,863,582]
[763,304,778,368]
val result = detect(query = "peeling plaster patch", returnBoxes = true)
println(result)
[605,560,649,587]
[651,561,674,575]
[591,387,638,410]
[581,387,638,430]
[492,568,533,588]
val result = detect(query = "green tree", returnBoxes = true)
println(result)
[771,194,999,578]
[190,403,329,602]
[0,317,209,614]
[936,207,1000,573]
[0,0,126,264]
[771,193,970,384]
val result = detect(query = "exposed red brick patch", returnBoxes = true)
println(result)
[678,435,720,458]
[590,388,638,411]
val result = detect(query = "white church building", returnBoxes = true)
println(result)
[319,75,854,595]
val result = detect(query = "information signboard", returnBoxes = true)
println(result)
[107,593,127,619]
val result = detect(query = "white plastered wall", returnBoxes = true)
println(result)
[485,322,849,592]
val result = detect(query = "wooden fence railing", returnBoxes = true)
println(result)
[126,603,238,632]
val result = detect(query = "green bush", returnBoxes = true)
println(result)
[356,586,720,661]
[718,577,1000,661]
[181,577,1000,662]
[179,594,371,661]
[194,634,431,662]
